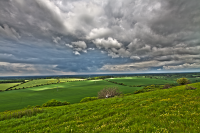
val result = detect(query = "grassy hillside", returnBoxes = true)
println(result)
[0,83,21,91]
[0,80,142,112]
[0,82,199,132]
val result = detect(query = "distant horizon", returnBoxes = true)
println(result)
[0,71,200,78]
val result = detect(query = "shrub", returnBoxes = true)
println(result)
[42,99,70,107]
[162,84,171,89]
[185,85,197,90]
[177,78,190,85]
[134,85,157,94]
[124,93,132,96]
[62,101,70,105]
[35,105,41,108]
[80,97,98,103]
[98,87,121,99]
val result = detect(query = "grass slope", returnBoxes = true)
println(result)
[107,77,176,86]
[0,82,199,132]
[0,80,141,112]
[0,83,21,91]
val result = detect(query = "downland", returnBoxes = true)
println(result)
[0,82,200,132]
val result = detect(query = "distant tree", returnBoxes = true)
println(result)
[177,78,189,85]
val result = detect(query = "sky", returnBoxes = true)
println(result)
[0,0,200,76]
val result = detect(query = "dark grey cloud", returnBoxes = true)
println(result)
[0,0,200,75]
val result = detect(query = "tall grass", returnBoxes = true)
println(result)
[0,107,44,121]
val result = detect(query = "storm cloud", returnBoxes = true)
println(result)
[0,0,200,75]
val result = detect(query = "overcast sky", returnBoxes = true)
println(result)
[0,0,200,76]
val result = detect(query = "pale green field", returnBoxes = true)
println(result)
[106,77,176,86]
[15,78,85,89]
[0,83,21,91]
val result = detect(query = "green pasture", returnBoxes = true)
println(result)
[14,78,85,89]
[0,83,21,91]
[106,77,176,86]
[0,80,141,112]
[0,82,200,132]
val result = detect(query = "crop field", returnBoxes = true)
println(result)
[106,77,176,86]
[0,82,200,132]
[0,83,21,91]
[0,80,142,112]
[14,78,85,89]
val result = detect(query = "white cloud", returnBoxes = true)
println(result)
[73,51,80,55]
[65,44,73,48]
[52,36,61,44]
[88,48,95,50]
[163,63,200,70]
[130,56,140,60]
[93,37,122,50]
[86,28,112,40]
[100,60,186,71]
[0,61,67,76]
[72,41,87,49]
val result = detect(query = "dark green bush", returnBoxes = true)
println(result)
[42,99,70,107]
[124,93,132,96]
[80,97,98,103]
[62,101,70,105]
[177,78,190,85]
[35,105,41,108]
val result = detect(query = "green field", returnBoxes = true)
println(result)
[106,77,176,86]
[0,82,199,132]
[0,83,21,91]
[14,78,85,89]
[0,80,142,112]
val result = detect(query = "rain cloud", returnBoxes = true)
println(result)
[0,0,200,75]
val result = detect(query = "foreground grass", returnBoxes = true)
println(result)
[0,83,21,91]
[0,80,141,112]
[0,82,200,132]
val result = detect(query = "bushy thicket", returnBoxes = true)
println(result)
[98,87,121,98]
[42,99,70,107]
[0,79,25,83]
[185,85,197,90]
[134,85,161,94]
[177,78,190,85]
[80,97,98,103]
[89,76,113,80]
[162,84,171,89]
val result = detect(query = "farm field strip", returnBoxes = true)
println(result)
[14,78,86,89]
[0,83,21,91]
[105,77,176,86]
